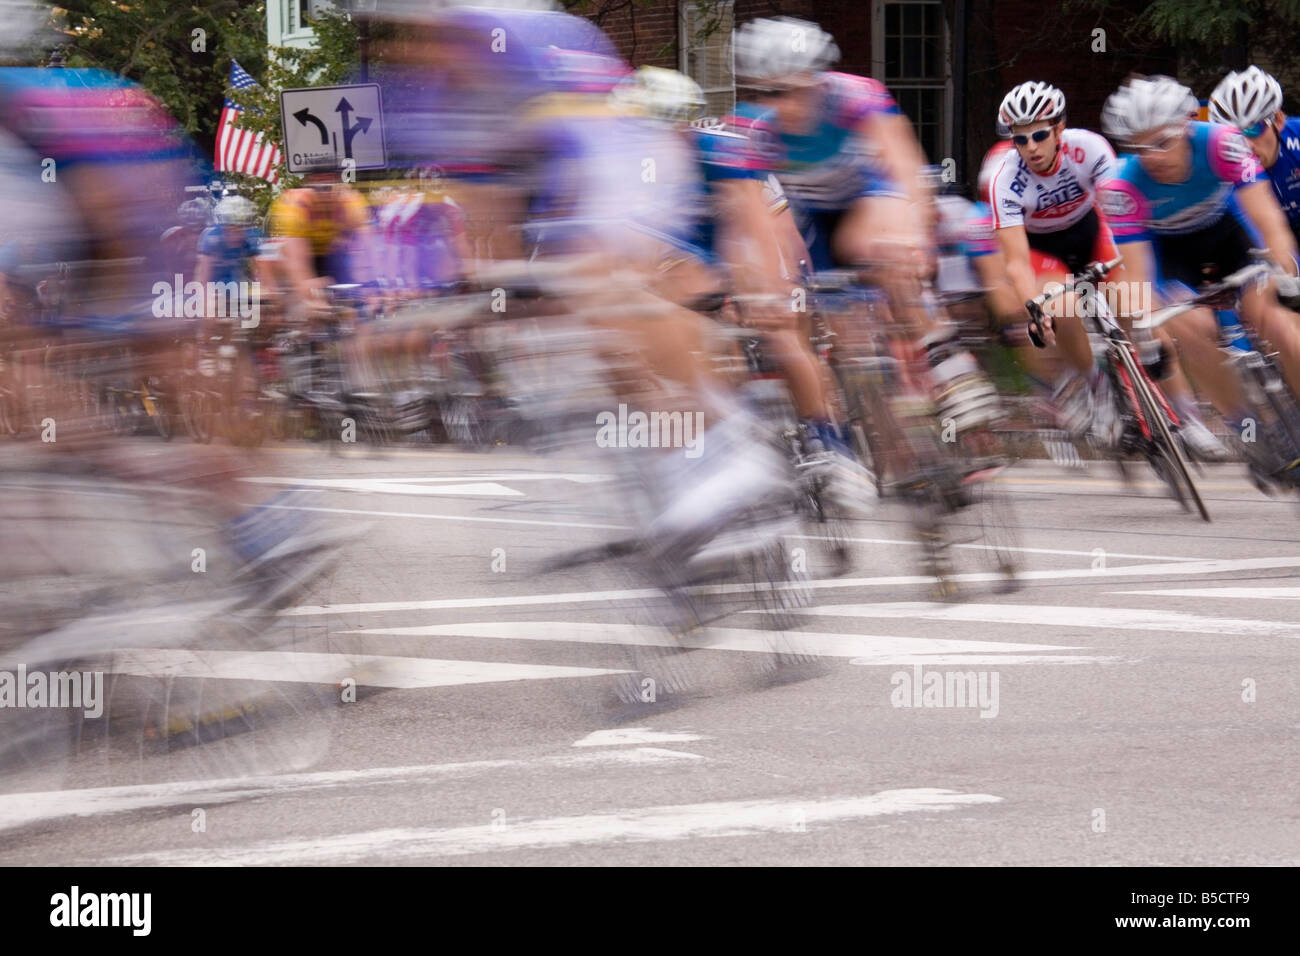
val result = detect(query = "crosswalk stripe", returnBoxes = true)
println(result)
[780,602,1300,638]
[0,748,704,833]
[108,648,628,689]
[573,728,706,747]
[241,477,524,497]
[1116,587,1300,601]
[284,554,1300,616]
[344,621,1118,664]
[105,788,1003,865]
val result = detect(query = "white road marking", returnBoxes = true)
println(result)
[263,502,625,532]
[241,477,524,497]
[106,789,1003,865]
[792,534,1202,563]
[259,499,1209,563]
[109,648,628,689]
[782,602,1300,638]
[1117,587,1300,601]
[345,621,1118,664]
[573,728,706,748]
[0,749,704,833]
[285,554,1300,616]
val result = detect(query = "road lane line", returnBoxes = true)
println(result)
[109,648,629,689]
[1116,587,1300,600]
[106,789,1003,865]
[0,749,704,833]
[285,554,1300,616]
[573,729,707,747]
[241,477,525,497]
[781,602,1300,638]
[344,621,1117,664]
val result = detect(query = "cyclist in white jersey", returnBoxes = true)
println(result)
[990,82,1225,455]
[988,82,1130,444]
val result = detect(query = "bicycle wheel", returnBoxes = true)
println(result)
[1114,344,1210,521]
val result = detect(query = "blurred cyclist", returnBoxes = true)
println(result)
[732,16,1002,436]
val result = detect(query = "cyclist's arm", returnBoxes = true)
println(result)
[994,224,1040,308]
[972,248,1021,319]
[195,254,212,289]
[716,178,790,322]
[279,235,322,303]
[859,111,929,214]
[1236,180,1300,277]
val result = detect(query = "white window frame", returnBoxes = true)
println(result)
[678,1,736,118]
[871,0,953,163]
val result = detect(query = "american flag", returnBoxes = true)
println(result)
[215,60,282,183]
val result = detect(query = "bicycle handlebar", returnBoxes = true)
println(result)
[1134,262,1275,331]
[1027,257,1124,311]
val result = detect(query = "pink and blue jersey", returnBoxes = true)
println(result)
[1097,122,1264,242]
[734,72,903,212]
[683,111,779,263]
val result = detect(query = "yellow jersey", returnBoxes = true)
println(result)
[269,187,370,257]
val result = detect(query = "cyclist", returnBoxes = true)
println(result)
[1209,66,1300,246]
[268,165,377,319]
[988,81,1132,448]
[196,194,264,294]
[161,198,212,284]
[612,65,877,514]
[1097,74,1300,455]
[989,82,1226,456]
[732,15,1001,436]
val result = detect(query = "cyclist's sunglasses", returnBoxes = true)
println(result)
[1128,126,1185,153]
[1012,129,1053,146]
[1240,120,1270,139]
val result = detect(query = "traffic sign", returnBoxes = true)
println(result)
[280,83,386,174]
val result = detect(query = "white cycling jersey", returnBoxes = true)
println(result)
[990,128,1116,234]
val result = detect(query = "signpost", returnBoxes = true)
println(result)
[279,83,386,174]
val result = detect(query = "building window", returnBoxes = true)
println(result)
[679,1,735,118]
[872,0,950,163]
[284,0,315,36]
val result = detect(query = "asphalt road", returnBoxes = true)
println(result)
[2,442,1299,866]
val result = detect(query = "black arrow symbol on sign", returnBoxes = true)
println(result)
[293,107,329,145]
[335,96,373,160]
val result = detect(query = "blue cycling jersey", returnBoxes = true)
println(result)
[197,224,263,286]
[1264,116,1300,237]
[682,114,777,263]
[1098,122,1263,241]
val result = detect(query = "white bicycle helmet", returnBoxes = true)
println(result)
[214,195,256,227]
[733,17,839,89]
[611,66,706,124]
[1209,66,1283,130]
[1101,75,1198,144]
[996,82,1066,137]
[178,198,212,228]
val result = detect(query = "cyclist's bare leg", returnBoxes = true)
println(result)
[1241,284,1300,396]
[1165,307,1247,415]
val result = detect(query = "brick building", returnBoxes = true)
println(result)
[578,0,1179,190]
[274,1,1183,189]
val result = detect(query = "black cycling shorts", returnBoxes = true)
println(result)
[1026,208,1105,276]
[1152,213,1257,288]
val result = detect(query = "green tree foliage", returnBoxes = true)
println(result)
[220,9,359,208]
[56,1,269,146]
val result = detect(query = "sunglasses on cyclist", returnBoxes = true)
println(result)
[1240,120,1270,139]
[1012,129,1053,146]
[1128,126,1185,154]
